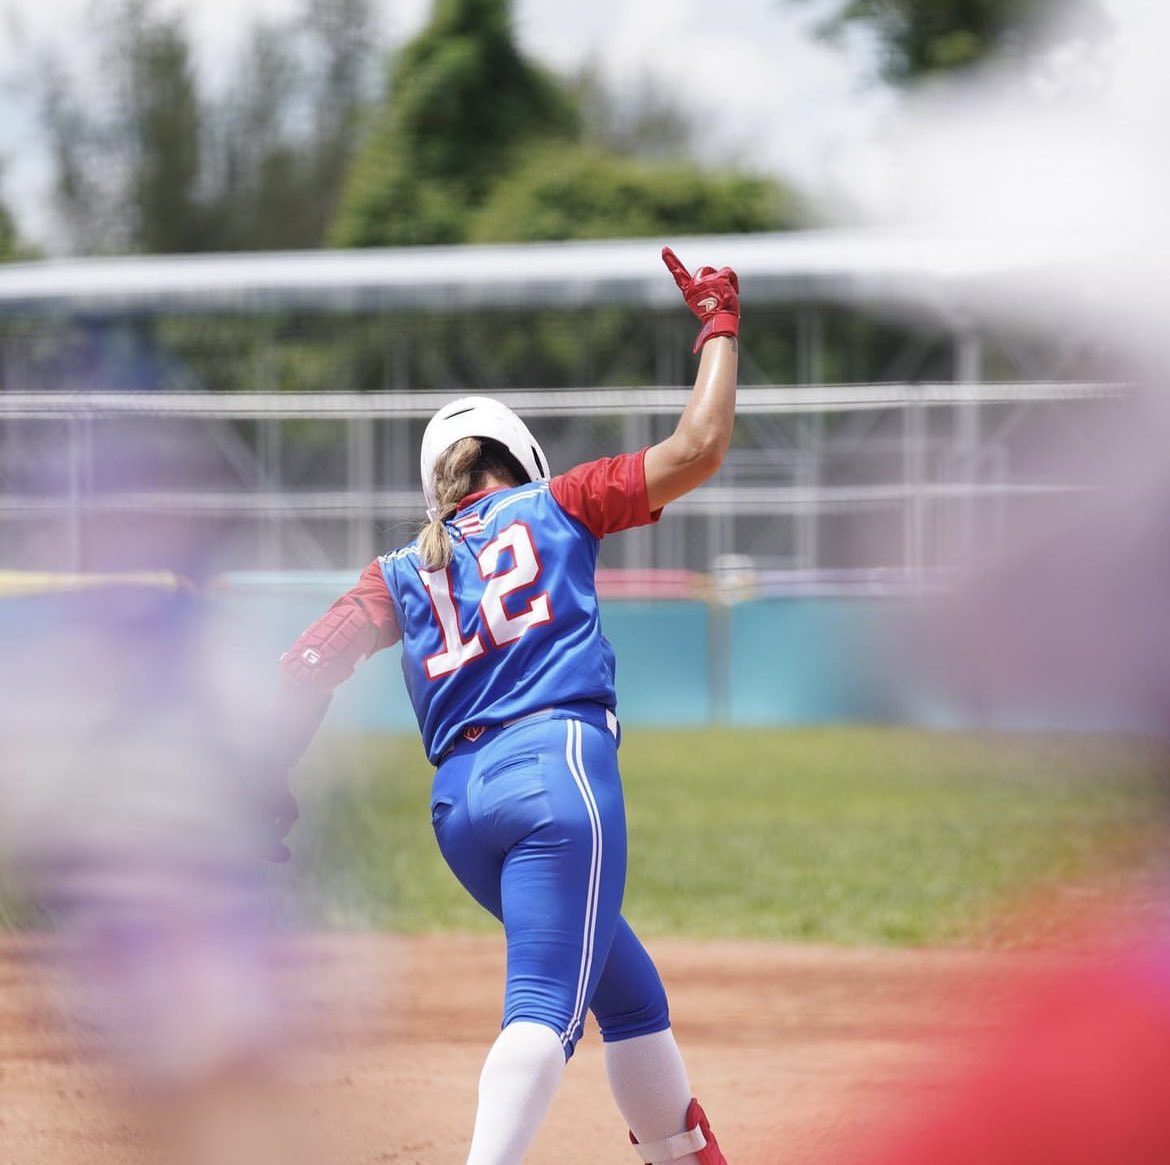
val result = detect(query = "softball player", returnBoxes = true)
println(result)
[272,246,740,1165]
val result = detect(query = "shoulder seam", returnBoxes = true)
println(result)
[482,485,547,523]
[381,545,418,563]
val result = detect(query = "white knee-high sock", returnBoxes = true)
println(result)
[465,1021,566,1165]
[604,1028,701,1165]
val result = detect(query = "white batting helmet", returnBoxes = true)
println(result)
[420,396,550,520]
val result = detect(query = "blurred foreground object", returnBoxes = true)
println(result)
[832,914,1170,1165]
[0,575,303,1164]
[822,1,1170,1160]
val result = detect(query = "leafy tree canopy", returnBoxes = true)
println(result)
[333,0,798,247]
[331,0,579,246]
[0,198,21,261]
[32,0,381,254]
[798,0,1104,84]
[122,4,204,253]
[25,0,798,254]
[468,144,798,243]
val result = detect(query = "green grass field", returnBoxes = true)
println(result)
[285,726,1168,948]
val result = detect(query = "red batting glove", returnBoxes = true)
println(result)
[662,246,740,354]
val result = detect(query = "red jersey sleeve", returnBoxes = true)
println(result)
[279,559,401,692]
[352,559,402,651]
[549,448,663,538]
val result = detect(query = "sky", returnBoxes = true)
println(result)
[0,0,892,249]
[0,0,1157,263]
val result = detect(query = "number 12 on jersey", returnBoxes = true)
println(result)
[420,521,553,679]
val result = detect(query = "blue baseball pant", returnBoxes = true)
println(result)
[429,705,670,1059]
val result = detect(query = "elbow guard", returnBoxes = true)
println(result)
[280,598,377,692]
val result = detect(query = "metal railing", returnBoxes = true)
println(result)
[0,382,1128,578]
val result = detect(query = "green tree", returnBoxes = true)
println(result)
[0,198,21,261]
[34,0,382,255]
[38,0,204,252]
[469,144,797,243]
[204,20,314,250]
[204,0,381,251]
[334,0,798,246]
[302,0,382,236]
[331,0,581,246]
[797,0,1105,84]
[118,3,205,252]
[39,53,123,252]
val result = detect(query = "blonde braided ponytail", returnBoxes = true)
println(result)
[417,437,483,570]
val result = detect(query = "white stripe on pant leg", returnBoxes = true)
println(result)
[561,720,599,1048]
[573,721,601,1041]
[561,720,588,1047]
[567,720,602,1048]
[561,718,603,1049]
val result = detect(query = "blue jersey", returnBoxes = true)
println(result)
[379,452,659,764]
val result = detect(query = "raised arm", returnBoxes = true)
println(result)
[643,247,740,513]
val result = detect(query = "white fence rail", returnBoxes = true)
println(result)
[0,382,1127,578]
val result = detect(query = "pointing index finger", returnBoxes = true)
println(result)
[661,245,692,291]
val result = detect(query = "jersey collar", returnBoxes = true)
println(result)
[455,486,508,513]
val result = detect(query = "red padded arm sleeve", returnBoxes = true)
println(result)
[272,561,400,771]
[549,448,663,538]
[279,560,400,692]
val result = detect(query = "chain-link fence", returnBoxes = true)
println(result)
[0,236,1133,583]
[0,382,1126,581]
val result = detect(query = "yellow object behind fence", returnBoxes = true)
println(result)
[0,571,193,598]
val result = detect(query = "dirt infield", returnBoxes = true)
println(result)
[0,934,1026,1165]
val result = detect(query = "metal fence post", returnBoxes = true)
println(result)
[348,416,377,566]
[903,388,928,578]
[67,414,83,572]
[259,416,281,569]
[955,332,984,563]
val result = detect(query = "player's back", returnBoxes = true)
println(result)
[380,481,618,763]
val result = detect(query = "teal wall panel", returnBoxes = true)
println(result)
[727,598,904,725]
[5,577,1145,737]
[208,589,418,733]
[206,587,712,733]
[601,601,711,727]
